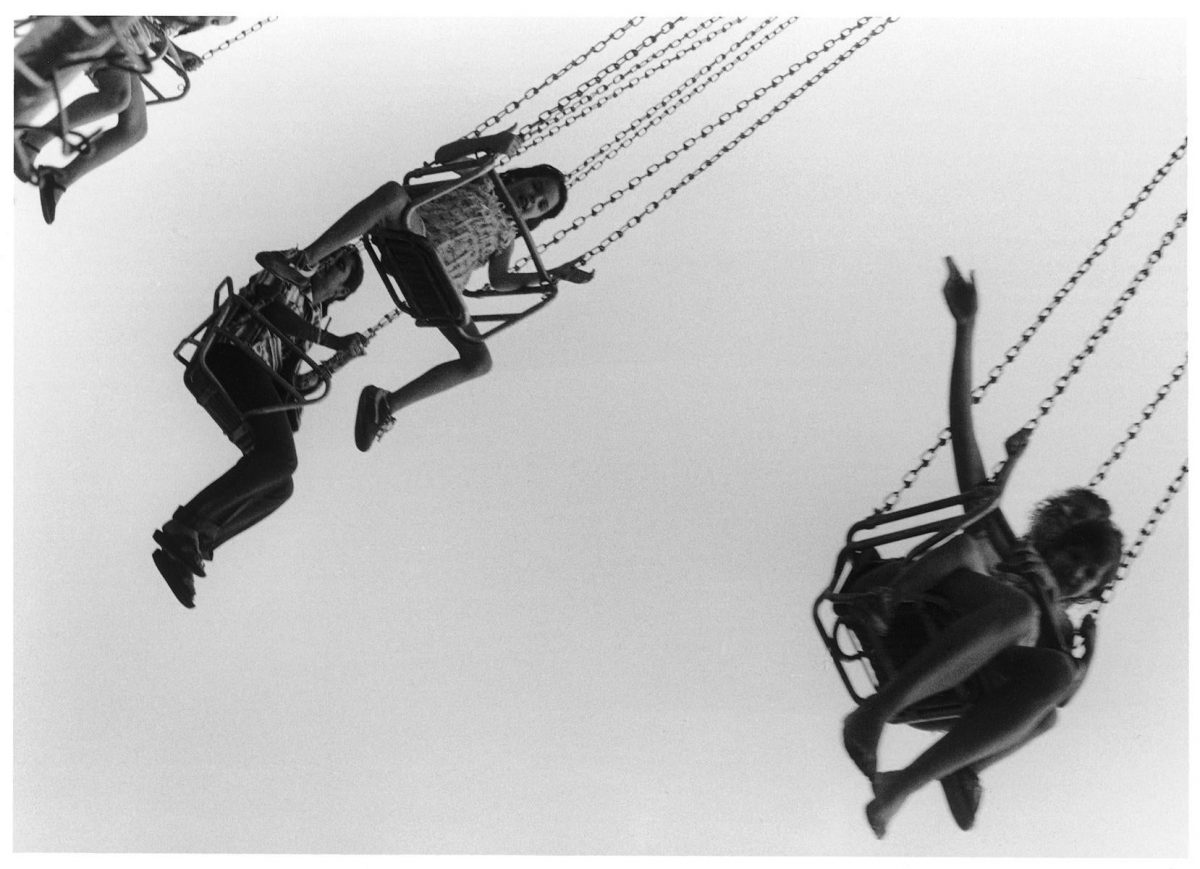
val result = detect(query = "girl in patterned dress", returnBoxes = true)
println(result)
[151,247,367,609]
[255,131,592,452]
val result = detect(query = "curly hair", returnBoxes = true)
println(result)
[1027,487,1124,598]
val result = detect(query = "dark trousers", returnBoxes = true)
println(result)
[176,344,298,555]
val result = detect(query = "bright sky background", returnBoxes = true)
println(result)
[6,10,1191,860]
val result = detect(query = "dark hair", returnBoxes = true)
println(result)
[313,245,364,317]
[498,164,569,230]
[1027,487,1123,599]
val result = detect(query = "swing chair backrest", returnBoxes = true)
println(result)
[363,152,558,344]
[813,481,1011,727]
[173,276,333,454]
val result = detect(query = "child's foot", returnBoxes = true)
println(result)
[255,249,314,286]
[37,167,65,224]
[939,766,982,831]
[153,548,197,609]
[14,132,39,183]
[843,704,884,778]
[354,385,395,452]
[865,770,907,839]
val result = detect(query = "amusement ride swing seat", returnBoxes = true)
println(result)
[813,434,1029,729]
[172,276,334,454]
[363,147,558,345]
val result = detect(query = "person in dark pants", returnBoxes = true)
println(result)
[152,246,366,608]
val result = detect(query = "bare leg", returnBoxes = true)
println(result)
[384,321,492,414]
[300,181,410,266]
[866,648,1074,837]
[844,569,1039,777]
[26,66,136,153]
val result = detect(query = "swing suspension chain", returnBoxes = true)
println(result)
[199,16,277,61]
[1088,356,1187,487]
[1015,212,1187,438]
[1084,462,1189,613]
[517,18,688,145]
[520,17,746,155]
[470,17,644,138]
[297,308,404,389]
[876,141,1188,514]
[522,17,891,269]
[571,17,796,185]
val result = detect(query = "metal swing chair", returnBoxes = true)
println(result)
[363,143,559,346]
[172,275,334,454]
[814,435,1030,729]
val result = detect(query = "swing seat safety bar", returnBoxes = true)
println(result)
[173,276,333,453]
[812,435,1026,725]
[363,150,558,344]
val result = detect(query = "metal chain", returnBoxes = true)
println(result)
[519,17,744,154]
[518,17,886,269]
[1084,462,1188,615]
[468,17,644,137]
[876,141,1188,513]
[570,17,796,184]
[1016,212,1187,437]
[199,16,277,61]
[1088,357,1187,486]
[295,307,404,391]
[515,18,687,145]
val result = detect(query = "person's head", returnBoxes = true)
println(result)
[309,245,364,314]
[1027,487,1123,601]
[499,164,568,229]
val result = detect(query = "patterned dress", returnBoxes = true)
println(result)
[417,180,518,291]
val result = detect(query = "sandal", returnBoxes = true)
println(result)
[354,385,395,452]
[255,249,314,287]
[153,549,197,609]
[37,167,65,225]
[940,766,982,831]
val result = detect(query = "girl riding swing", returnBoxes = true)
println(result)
[254,129,593,452]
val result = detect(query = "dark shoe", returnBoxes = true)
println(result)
[354,385,395,452]
[37,167,65,224]
[255,249,313,287]
[153,524,206,578]
[153,549,196,609]
[940,766,982,830]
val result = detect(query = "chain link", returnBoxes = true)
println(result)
[570,17,796,184]
[1082,462,1188,616]
[513,18,687,149]
[876,141,1188,513]
[516,17,888,270]
[519,17,744,155]
[1016,212,1187,438]
[467,17,644,138]
[1088,357,1187,486]
[199,16,277,61]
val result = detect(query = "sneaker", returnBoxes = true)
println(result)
[153,549,197,608]
[255,249,314,287]
[355,385,395,452]
[154,521,207,578]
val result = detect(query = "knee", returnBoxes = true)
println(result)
[376,180,406,208]
[251,447,298,482]
[991,587,1041,644]
[97,74,133,113]
[460,342,492,378]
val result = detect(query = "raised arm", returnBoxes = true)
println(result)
[262,301,364,353]
[943,257,1017,551]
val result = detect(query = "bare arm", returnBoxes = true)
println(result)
[262,301,364,352]
[944,257,1018,551]
[486,246,593,291]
